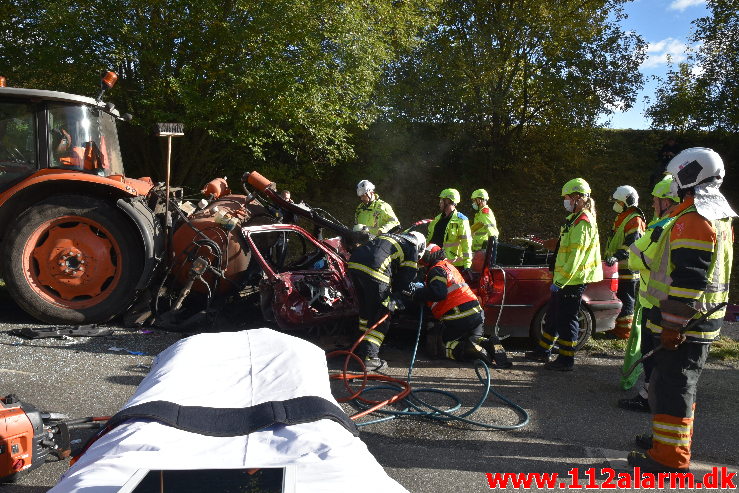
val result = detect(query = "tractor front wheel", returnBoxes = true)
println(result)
[2,195,144,324]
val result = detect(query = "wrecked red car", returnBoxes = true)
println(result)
[241,175,620,349]
[477,240,621,349]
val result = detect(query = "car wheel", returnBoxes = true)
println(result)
[529,304,594,352]
[2,195,144,324]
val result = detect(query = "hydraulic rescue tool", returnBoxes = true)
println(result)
[0,395,108,483]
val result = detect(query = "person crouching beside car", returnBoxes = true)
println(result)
[526,178,603,371]
[406,244,511,368]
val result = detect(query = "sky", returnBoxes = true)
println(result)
[603,0,709,129]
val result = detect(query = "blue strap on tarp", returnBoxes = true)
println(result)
[105,396,359,437]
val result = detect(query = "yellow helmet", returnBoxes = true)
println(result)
[652,176,679,203]
[471,189,489,200]
[439,188,461,204]
[561,178,591,196]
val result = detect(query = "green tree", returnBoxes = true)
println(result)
[0,0,439,185]
[647,0,739,132]
[379,0,646,171]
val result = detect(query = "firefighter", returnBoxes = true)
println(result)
[427,188,473,269]
[603,185,646,339]
[627,148,735,473]
[354,180,400,235]
[347,231,426,370]
[618,176,680,412]
[470,189,499,252]
[407,244,511,367]
[525,178,602,371]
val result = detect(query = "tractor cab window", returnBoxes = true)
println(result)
[48,104,124,176]
[0,101,36,188]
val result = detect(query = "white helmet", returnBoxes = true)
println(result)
[356,180,375,197]
[666,147,724,190]
[612,185,638,207]
[407,231,426,259]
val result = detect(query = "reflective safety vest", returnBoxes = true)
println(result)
[605,207,645,281]
[553,209,603,287]
[427,211,473,269]
[643,199,733,341]
[628,216,674,310]
[471,207,499,251]
[426,259,480,321]
[347,233,418,285]
[354,194,400,235]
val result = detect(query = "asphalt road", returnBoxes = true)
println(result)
[1,295,737,492]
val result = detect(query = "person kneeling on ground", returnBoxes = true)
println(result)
[405,243,511,368]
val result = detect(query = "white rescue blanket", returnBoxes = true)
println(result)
[50,328,407,493]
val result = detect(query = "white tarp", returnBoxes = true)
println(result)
[50,328,408,493]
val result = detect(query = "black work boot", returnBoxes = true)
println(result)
[354,341,387,372]
[627,451,689,473]
[544,357,574,371]
[362,356,387,372]
[524,350,551,363]
[635,434,653,450]
[618,394,650,413]
[483,337,513,369]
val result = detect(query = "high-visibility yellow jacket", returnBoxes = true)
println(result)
[605,206,645,281]
[553,210,603,287]
[471,207,499,251]
[628,215,674,310]
[643,196,734,342]
[427,212,473,269]
[354,194,400,235]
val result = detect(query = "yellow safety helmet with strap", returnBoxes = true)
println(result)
[561,178,591,196]
[471,189,489,201]
[652,176,679,202]
[439,188,461,204]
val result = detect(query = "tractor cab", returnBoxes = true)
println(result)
[0,81,126,191]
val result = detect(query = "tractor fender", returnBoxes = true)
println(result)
[116,198,164,290]
[0,178,139,242]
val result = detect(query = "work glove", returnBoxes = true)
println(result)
[658,299,698,350]
[402,282,425,298]
[387,296,405,313]
[550,283,560,293]
[605,256,618,267]
[660,327,685,351]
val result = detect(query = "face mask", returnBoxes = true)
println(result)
[563,199,574,212]
[612,202,624,213]
[472,203,479,211]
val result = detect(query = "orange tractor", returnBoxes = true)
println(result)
[0,74,359,327]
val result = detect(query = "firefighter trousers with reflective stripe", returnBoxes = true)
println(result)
[539,284,586,362]
[348,269,390,358]
[613,279,638,338]
[639,307,655,384]
[647,338,710,469]
[440,306,484,344]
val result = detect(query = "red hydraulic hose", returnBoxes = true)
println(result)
[326,314,412,420]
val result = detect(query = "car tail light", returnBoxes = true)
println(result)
[610,273,618,292]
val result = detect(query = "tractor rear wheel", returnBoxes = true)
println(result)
[2,195,144,324]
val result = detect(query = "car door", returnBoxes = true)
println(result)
[243,225,357,330]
